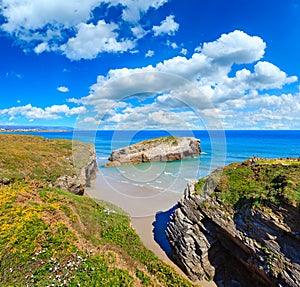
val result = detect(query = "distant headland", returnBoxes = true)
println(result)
[0,125,73,133]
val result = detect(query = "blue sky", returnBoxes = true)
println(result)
[0,0,300,129]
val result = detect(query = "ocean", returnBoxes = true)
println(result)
[15,130,300,194]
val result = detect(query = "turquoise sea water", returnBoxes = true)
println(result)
[16,130,300,193]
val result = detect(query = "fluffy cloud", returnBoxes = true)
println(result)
[245,61,297,90]
[61,20,135,60]
[156,54,212,79]
[153,15,179,36]
[96,103,202,130]
[80,30,293,106]
[180,48,187,55]
[83,67,200,107]
[0,0,170,59]
[0,104,86,120]
[166,41,178,49]
[145,50,155,57]
[201,30,266,65]
[131,25,148,39]
[34,42,49,54]
[57,86,69,93]
[212,89,300,129]
[0,0,99,34]
[72,30,298,129]
[1,0,165,33]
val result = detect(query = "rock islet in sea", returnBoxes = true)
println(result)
[106,136,201,166]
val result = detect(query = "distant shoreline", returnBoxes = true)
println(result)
[0,129,70,133]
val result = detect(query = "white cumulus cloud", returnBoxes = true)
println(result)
[248,61,298,90]
[61,20,135,60]
[72,30,298,129]
[166,40,178,49]
[0,0,170,59]
[0,104,86,120]
[201,30,266,64]
[145,50,155,57]
[180,48,187,55]
[131,25,148,39]
[34,42,49,54]
[153,15,179,36]
[0,0,99,33]
[57,86,69,93]
[79,30,293,107]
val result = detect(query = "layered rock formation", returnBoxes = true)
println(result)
[54,144,97,195]
[106,136,201,166]
[166,159,300,287]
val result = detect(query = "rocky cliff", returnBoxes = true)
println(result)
[54,143,97,195]
[106,136,201,166]
[166,159,300,287]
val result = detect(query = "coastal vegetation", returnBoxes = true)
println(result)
[195,158,300,208]
[141,136,179,146]
[0,134,194,286]
[0,134,90,183]
[168,158,300,286]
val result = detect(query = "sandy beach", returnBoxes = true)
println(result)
[86,172,216,287]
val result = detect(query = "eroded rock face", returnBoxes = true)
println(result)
[106,136,201,166]
[166,163,300,287]
[54,145,97,195]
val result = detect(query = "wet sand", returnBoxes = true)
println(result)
[86,172,216,287]
[86,172,183,217]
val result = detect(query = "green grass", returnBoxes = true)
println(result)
[136,136,186,147]
[255,158,300,165]
[0,182,194,286]
[196,159,300,209]
[0,134,93,183]
[0,134,195,287]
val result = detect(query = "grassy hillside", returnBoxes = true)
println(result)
[0,135,194,287]
[195,158,300,209]
[0,134,92,183]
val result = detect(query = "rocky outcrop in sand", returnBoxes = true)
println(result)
[54,144,97,195]
[166,160,300,287]
[106,136,201,166]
